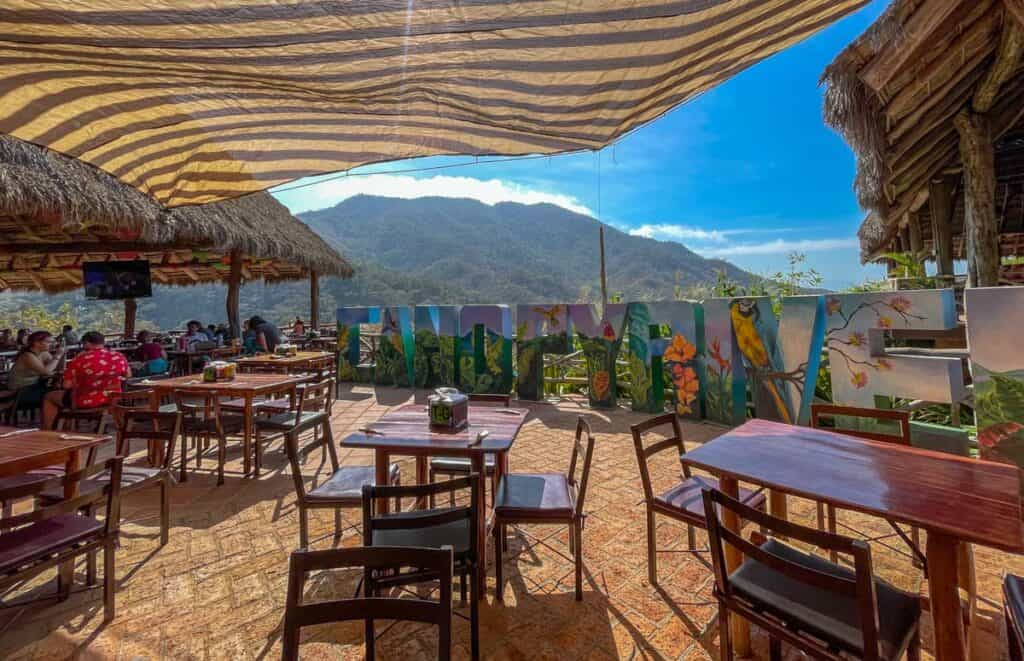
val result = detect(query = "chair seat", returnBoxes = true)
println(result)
[1005,574,1024,641]
[494,473,573,520]
[254,410,327,432]
[306,464,400,503]
[0,514,103,574]
[429,454,496,474]
[731,538,920,660]
[654,475,765,523]
[221,397,291,413]
[0,466,65,493]
[158,403,179,414]
[370,509,471,558]
[39,466,163,502]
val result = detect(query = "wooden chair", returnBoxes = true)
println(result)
[810,404,924,567]
[702,487,921,661]
[1005,574,1024,661]
[253,378,333,477]
[282,545,453,660]
[631,413,766,586]
[362,474,481,661]
[278,380,401,548]
[493,415,595,601]
[40,395,180,549]
[174,390,244,485]
[0,457,123,621]
[428,393,510,506]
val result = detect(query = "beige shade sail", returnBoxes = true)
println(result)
[0,0,866,207]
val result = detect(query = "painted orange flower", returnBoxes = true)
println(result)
[847,331,866,347]
[876,358,892,371]
[877,316,893,329]
[664,334,696,364]
[592,370,610,400]
[850,371,868,389]
[709,337,730,372]
[887,295,912,313]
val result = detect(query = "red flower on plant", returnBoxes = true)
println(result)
[602,322,616,341]
[977,422,1024,448]
[850,371,868,389]
[674,366,700,415]
[709,337,730,372]
[877,316,893,329]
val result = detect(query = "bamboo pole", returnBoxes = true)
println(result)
[226,249,242,338]
[599,226,608,310]
[309,270,320,332]
[929,176,956,277]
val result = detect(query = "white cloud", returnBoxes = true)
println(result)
[274,173,593,216]
[698,238,859,257]
[628,223,756,243]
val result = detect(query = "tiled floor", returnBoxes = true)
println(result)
[0,385,1019,660]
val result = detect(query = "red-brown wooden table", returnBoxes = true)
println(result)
[233,351,333,374]
[341,404,529,591]
[680,418,1023,661]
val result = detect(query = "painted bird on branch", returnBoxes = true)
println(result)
[730,299,791,423]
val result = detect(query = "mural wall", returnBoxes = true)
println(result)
[515,304,571,401]
[458,305,514,394]
[413,305,460,388]
[569,303,628,408]
[626,302,703,416]
[336,306,379,382]
[701,299,747,425]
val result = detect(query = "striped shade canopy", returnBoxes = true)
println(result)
[0,0,867,206]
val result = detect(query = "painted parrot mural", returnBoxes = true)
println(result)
[730,298,791,423]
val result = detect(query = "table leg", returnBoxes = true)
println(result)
[471,453,487,594]
[415,456,428,509]
[242,396,253,477]
[927,531,967,661]
[59,449,81,599]
[769,490,788,541]
[375,449,391,515]
[718,475,751,657]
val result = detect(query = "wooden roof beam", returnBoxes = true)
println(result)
[973,18,1024,113]
[861,0,966,92]
[1007,0,1024,28]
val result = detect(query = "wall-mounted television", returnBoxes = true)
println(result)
[83,260,153,300]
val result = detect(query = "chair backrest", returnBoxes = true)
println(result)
[110,398,180,470]
[701,487,883,661]
[630,413,688,502]
[810,404,911,445]
[468,393,511,407]
[281,545,453,660]
[173,389,224,424]
[295,378,334,418]
[362,474,480,564]
[567,416,596,517]
[0,456,124,538]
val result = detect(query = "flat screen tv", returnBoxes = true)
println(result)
[83,260,153,300]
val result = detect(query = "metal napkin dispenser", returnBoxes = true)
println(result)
[428,387,468,430]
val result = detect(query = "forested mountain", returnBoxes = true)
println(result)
[0,195,755,330]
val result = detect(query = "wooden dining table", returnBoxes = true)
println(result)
[341,403,529,591]
[0,426,110,498]
[233,351,334,374]
[142,373,308,478]
[680,418,1023,661]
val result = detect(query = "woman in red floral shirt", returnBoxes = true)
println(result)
[43,331,130,429]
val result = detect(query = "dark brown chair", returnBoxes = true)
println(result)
[281,545,453,661]
[52,395,109,434]
[279,380,401,548]
[40,395,180,548]
[492,415,594,602]
[631,413,766,586]
[428,393,511,506]
[1005,574,1024,661]
[253,378,332,477]
[174,390,244,485]
[362,474,481,661]
[810,404,923,566]
[0,457,123,621]
[702,487,921,661]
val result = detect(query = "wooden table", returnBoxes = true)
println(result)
[233,351,334,374]
[341,404,529,592]
[680,419,1023,661]
[167,346,240,375]
[143,373,307,478]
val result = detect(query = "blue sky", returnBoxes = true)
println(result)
[274,0,889,291]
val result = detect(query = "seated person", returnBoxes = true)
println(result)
[249,315,282,353]
[132,330,169,376]
[15,328,29,349]
[291,316,306,337]
[241,320,259,355]
[59,324,78,347]
[44,331,130,429]
[6,331,65,424]
[183,320,214,351]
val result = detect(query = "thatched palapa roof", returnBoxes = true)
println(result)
[0,135,352,293]
[821,0,1024,262]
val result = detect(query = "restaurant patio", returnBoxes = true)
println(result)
[0,386,1016,661]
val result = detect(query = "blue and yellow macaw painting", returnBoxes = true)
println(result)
[626,302,704,416]
[967,287,1024,469]
[376,307,414,387]
[823,290,963,409]
[413,305,460,389]
[701,299,746,425]
[458,305,514,394]
[569,303,628,409]
[515,304,571,401]
[777,295,826,425]
[336,306,380,383]
[729,297,791,423]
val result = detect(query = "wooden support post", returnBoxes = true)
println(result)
[309,270,320,332]
[123,298,137,339]
[226,249,242,339]
[908,212,924,267]
[929,176,956,277]
[955,110,1001,287]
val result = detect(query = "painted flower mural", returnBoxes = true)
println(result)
[663,334,700,415]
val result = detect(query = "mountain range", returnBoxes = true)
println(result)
[0,195,756,330]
